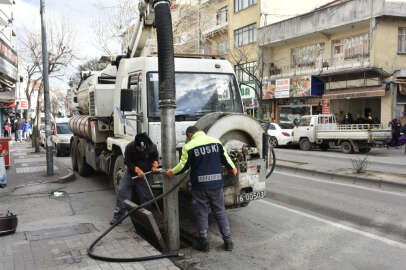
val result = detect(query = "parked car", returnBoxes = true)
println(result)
[263,122,294,147]
[52,118,72,156]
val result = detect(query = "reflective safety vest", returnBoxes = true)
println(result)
[172,131,236,190]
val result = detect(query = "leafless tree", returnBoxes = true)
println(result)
[229,46,266,116]
[91,0,139,56]
[17,17,77,151]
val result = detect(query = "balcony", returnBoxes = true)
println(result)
[259,0,406,47]
[268,56,372,80]
[202,21,228,37]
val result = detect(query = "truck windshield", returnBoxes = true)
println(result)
[147,72,243,121]
[56,123,72,134]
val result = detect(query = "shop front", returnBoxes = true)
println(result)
[0,37,18,133]
[322,87,385,124]
[262,75,324,124]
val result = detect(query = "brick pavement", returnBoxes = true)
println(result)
[0,141,182,270]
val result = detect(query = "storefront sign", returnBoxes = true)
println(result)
[18,100,28,110]
[275,79,290,99]
[323,88,385,100]
[240,83,256,100]
[0,37,17,82]
[262,80,275,99]
[290,76,311,97]
[322,99,330,114]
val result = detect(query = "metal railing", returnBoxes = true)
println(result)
[268,55,370,79]
[316,123,385,131]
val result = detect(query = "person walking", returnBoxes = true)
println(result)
[110,132,159,225]
[15,116,24,142]
[389,118,401,147]
[166,126,237,252]
[3,121,9,137]
[23,120,31,140]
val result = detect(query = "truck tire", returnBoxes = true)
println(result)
[341,141,354,154]
[71,141,78,171]
[299,138,311,151]
[113,155,126,193]
[77,142,93,176]
[269,137,278,147]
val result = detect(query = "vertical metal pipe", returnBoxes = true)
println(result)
[154,0,179,251]
[40,0,54,176]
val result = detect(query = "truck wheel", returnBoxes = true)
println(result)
[341,141,354,154]
[269,137,278,147]
[299,138,311,151]
[71,141,78,171]
[113,155,126,193]
[77,142,93,176]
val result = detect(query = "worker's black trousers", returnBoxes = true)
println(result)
[191,188,231,242]
[114,171,153,216]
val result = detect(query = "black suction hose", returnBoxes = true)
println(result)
[87,172,189,262]
[266,148,276,179]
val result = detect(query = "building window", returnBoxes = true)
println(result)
[234,0,257,13]
[333,33,369,59]
[235,62,256,83]
[217,6,228,25]
[399,28,406,53]
[234,23,256,47]
[291,43,325,68]
[217,40,227,55]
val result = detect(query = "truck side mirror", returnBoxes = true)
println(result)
[120,89,134,112]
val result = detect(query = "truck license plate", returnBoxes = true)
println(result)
[236,191,265,203]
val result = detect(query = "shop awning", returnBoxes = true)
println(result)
[323,87,385,100]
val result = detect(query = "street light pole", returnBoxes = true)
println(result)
[40,0,54,176]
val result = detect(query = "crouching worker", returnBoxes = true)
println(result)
[166,126,237,252]
[110,132,159,225]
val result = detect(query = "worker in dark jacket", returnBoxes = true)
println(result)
[166,126,237,252]
[111,133,159,225]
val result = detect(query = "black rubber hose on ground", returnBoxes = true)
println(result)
[87,172,189,262]
[266,148,276,179]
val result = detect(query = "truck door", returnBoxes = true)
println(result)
[294,116,313,142]
[125,73,142,135]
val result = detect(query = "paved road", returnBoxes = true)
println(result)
[177,170,406,270]
[55,155,406,269]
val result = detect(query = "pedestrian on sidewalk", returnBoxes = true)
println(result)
[389,118,401,147]
[166,126,237,252]
[23,120,31,141]
[15,116,24,142]
[3,121,9,137]
[110,132,159,225]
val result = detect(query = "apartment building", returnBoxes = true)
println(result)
[0,0,17,129]
[258,0,406,125]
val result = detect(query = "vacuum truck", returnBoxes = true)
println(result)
[68,0,271,208]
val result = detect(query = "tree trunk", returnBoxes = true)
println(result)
[33,83,43,152]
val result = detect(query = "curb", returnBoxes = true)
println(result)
[275,163,406,191]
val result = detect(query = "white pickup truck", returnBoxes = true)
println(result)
[292,114,392,154]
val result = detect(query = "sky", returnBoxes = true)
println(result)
[11,0,335,90]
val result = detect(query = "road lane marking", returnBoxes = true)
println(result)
[259,199,406,250]
[274,171,406,198]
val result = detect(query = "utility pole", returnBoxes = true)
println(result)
[40,0,54,176]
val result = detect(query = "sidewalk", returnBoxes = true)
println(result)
[274,147,406,188]
[0,141,181,270]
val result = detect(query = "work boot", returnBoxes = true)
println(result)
[110,213,123,225]
[224,240,233,251]
[194,237,209,252]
